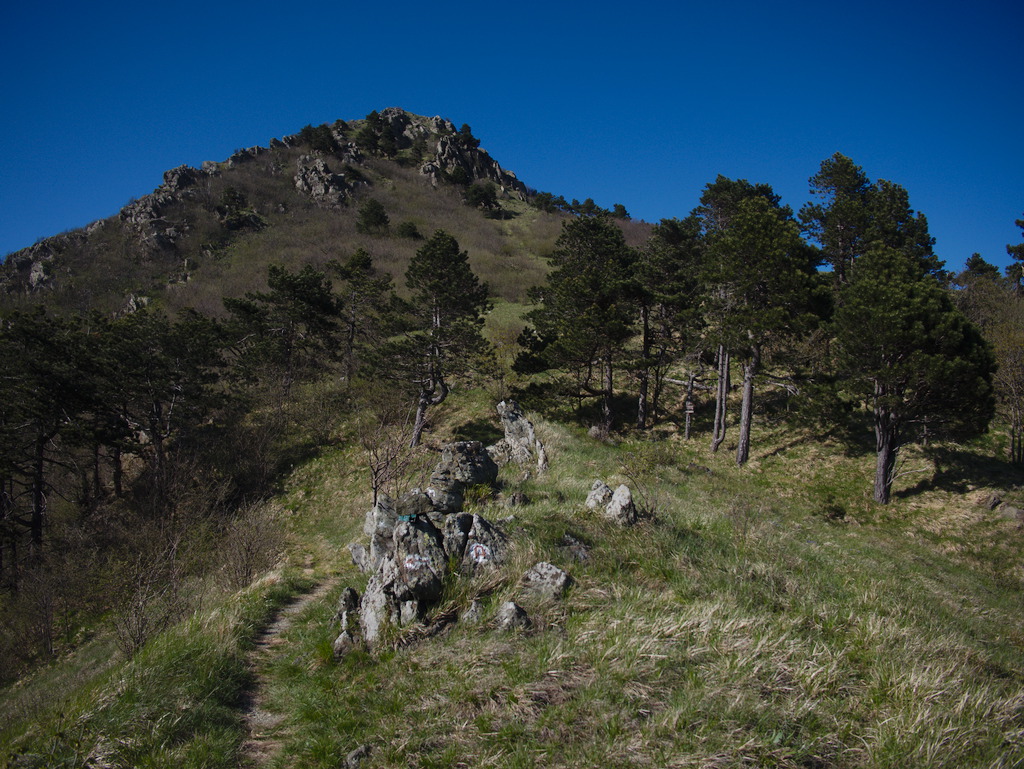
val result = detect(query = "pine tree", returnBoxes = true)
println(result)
[834,248,994,503]
[525,215,637,435]
[225,265,342,397]
[799,153,872,287]
[705,197,818,465]
[371,231,490,447]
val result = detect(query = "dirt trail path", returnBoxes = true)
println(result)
[240,578,338,767]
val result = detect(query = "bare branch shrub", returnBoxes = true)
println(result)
[356,389,430,505]
[110,536,186,657]
[620,442,675,518]
[220,501,286,589]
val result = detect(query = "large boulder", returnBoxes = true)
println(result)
[357,515,449,645]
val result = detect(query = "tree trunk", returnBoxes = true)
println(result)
[736,342,760,466]
[410,391,430,448]
[684,373,696,440]
[112,445,124,498]
[409,376,449,448]
[873,404,899,504]
[711,346,730,452]
[602,351,615,435]
[636,305,651,430]
[30,434,46,556]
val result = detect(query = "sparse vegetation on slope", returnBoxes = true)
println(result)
[4,390,1022,768]
[1,111,1022,769]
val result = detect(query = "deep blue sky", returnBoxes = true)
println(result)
[2,0,1021,273]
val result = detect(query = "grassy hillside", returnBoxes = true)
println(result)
[2,385,1022,768]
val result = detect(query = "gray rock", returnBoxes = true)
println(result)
[363,495,398,569]
[442,513,474,560]
[1000,504,1024,522]
[605,484,638,526]
[359,556,399,645]
[332,629,358,658]
[560,533,591,562]
[505,491,530,508]
[461,599,484,624]
[426,441,499,513]
[345,743,373,768]
[392,517,447,603]
[462,514,509,572]
[424,134,528,200]
[348,542,370,573]
[397,488,433,518]
[522,562,572,600]
[162,164,202,191]
[585,480,614,510]
[496,601,530,630]
[337,586,360,616]
[490,400,548,471]
[294,154,350,207]
[358,513,450,644]
[399,600,420,625]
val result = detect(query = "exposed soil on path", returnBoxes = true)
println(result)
[240,577,338,767]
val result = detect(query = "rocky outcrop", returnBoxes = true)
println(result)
[226,145,267,166]
[118,163,216,249]
[2,230,89,292]
[294,155,354,207]
[352,495,509,646]
[488,400,548,472]
[162,164,204,192]
[421,134,528,201]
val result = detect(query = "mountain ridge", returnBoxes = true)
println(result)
[0,108,548,313]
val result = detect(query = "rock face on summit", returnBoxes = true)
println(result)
[294,156,351,207]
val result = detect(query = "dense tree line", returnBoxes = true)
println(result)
[522,154,1000,505]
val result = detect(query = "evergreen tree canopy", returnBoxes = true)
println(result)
[799,152,872,285]
[225,264,342,393]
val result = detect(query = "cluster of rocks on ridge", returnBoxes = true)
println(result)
[980,491,1024,523]
[334,401,568,652]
